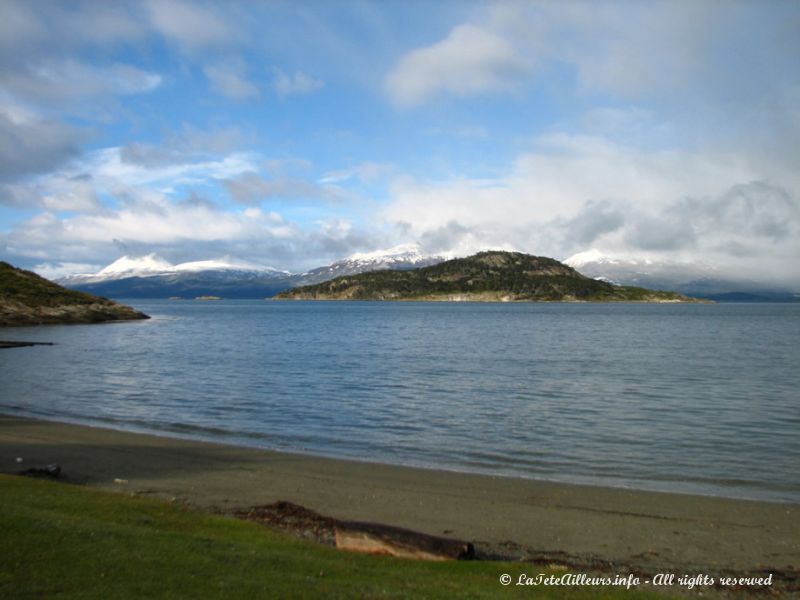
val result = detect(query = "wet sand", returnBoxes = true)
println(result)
[1,414,797,578]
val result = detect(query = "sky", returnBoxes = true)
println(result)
[1,0,799,286]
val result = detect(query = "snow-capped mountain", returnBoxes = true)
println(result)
[95,253,174,279]
[56,254,291,299]
[56,245,446,299]
[565,249,722,288]
[564,249,798,301]
[60,253,287,286]
[50,247,798,301]
[294,244,446,286]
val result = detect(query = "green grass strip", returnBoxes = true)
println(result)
[0,474,673,599]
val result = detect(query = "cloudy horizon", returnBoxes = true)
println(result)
[1,0,799,287]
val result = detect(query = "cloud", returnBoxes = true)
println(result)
[21,60,161,99]
[205,61,260,101]
[2,128,258,216]
[625,212,696,252]
[2,195,283,264]
[223,171,337,204]
[119,126,247,168]
[2,173,98,214]
[272,68,324,96]
[39,174,101,213]
[1,187,379,273]
[320,162,393,184]
[658,181,800,255]
[560,200,626,248]
[0,1,145,54]
[379,129,800,286]
[554,3,711,98]
[385,23,531,106]
[88,146,258,190]
[383,132,743,235]
[32,261,101,280]
[144,0,232,52]
[0,108,82,182]
[385,2,800,108]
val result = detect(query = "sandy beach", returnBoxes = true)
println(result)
[1,414,797,582]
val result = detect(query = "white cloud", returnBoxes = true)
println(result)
[32,261,101,280]
[2,196,292,268]
[204,62,260,101]
[320,162,393,184]
[144,0,232,52]
[272,68,324,96]
[224,171,339,204]
[1,60,162,110]
[2,133,259,214]
[385,23,530,106]
[39,175,101,213]
[380,131,800,285]
[30,60,162,96]
[120,126,247,168]
[0,1,145,53]
[88,146,258,191]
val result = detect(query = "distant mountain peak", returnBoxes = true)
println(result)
[97,253,174,276]
[564,248,618,268]
[344,243,429,263]
[295,243,446,284]
[172,256,287,274]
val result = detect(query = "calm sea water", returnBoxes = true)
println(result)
[2,300,799,502]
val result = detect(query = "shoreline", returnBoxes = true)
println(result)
[2,410,793,506]
[1,413,798,578]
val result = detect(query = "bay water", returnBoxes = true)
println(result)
[2,300,798,502]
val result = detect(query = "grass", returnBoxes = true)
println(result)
[0,474,675,599]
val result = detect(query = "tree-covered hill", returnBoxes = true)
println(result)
[276,251,700,303]
[0,262,149,326]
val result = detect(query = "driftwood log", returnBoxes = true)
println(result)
[335,520,474,561]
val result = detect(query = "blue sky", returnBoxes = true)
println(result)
[1,0,799,285]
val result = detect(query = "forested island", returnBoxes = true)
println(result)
[277,251,701,303]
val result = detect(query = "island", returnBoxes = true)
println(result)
[276,251,702,302]
[0,261,149,326]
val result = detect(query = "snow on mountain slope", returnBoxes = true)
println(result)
[563,248,752,293]
[173,257,287,274]
[296,243,447,285]
[59,254,286,285]
[97,253,174,277]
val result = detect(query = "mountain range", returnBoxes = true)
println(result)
[57,244,445,299]
[563,249,799,302]
[53,245,798,301]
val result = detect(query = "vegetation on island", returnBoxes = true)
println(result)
[0,475,672,599]
[277,251,700,303]
[0,261,149,326]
